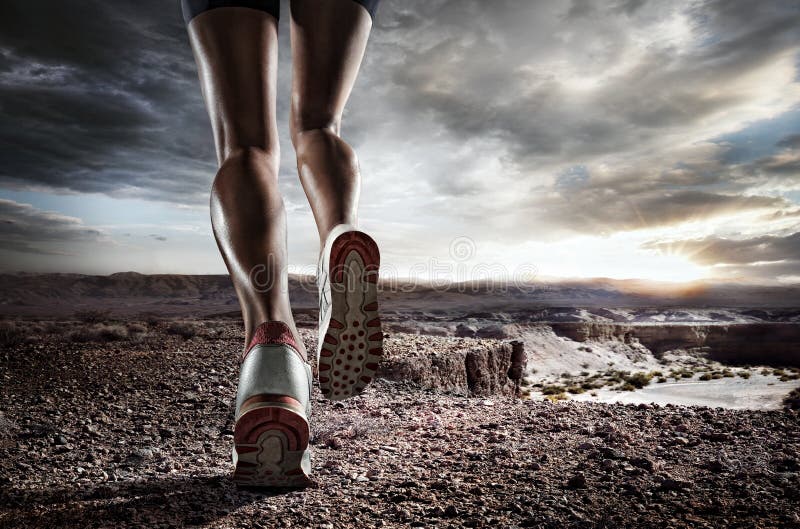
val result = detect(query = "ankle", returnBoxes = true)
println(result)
[245,320,303,357]
[318,220,357,247]
[245,315,305,351]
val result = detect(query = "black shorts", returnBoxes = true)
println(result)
[181,0,379,24]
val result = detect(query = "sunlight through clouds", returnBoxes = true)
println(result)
[0,0,798,282]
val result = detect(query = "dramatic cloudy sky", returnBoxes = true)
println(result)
[1,0,799,283]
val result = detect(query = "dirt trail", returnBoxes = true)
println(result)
[1,320,799,529]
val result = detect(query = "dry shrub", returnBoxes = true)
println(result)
[618,371,654,390]
[0,321,24,348]
[126,322,150,343]
[69,323,129,343]
[127,322,148,334]
[166,321,199,339]
[95,324,128,341]
[74,309,112,324]
[137,312,162,327]
[202,323,226,340]
[784,388,800,410]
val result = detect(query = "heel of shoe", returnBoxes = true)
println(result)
[329,229,380,283]
[232,395,312,487]
[233,322,313,488]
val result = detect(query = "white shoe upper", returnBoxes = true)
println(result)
[316,223,357,364]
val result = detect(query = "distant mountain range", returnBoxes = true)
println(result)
[0,271,798,317]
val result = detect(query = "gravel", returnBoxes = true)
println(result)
[0,319,799,528]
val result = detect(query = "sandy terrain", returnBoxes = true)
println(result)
[1,319,800,529]
[569,373,800,410]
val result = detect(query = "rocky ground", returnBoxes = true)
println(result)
[1,319,799,528]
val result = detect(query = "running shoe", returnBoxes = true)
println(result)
[232,321,313,487]
[316,223,382,400]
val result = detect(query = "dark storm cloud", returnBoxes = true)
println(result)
[777,134,800,150]
[378,0,800,163]
[763,208,800,221]
[2,0,798,213]
[0,1,213,204]
[712,259,800,281]
[0,198,109,255]
[756,152,800,176]
[1,0,800,278]
[643,232,800,280]
[726,134,800,185]
[645,232,800,266]
[545,190,786,234]
[341,0,800,242]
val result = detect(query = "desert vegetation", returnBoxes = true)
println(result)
[529,359,797,409]
[784,388,800,409]
[0,313,232,349]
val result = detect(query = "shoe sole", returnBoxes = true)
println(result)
[232,397,312,488]
[318,230,382,401]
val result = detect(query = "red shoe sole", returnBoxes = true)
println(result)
[319,230,382,401]
[232,398,312,488]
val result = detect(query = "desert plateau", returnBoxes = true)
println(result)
[1,272,799,528]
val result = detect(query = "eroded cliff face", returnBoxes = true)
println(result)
[377,336,525,397]
[549,322,800,366]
